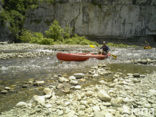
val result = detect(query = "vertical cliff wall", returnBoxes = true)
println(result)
[0,0,13,42]
[1,0,156,43]
[24,0,156,43]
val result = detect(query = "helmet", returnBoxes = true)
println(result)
[103,41,106,44]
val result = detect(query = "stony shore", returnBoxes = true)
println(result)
[0,63,156,117]
[0,43,94,60]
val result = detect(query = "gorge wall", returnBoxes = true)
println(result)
[1,0,156,43]
[0,0,13,42]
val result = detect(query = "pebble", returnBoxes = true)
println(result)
[57,83,64,89]
[33,95,45,105]
[43,88,52,95]
[97,90,111,102]
[74,85,81,90]
[59,77,69,83]
[111,97,124,107]
[122,105,131,114]
[86,91,94,96]
[74,73,85,79]
[148,89,156,96]
[16,102,27,108]
[92,106,100,112]
[44,104,52,108]
[63,87,70,94]
[69,76,76,80]
[57,110,64,115]
[70,80,78,85]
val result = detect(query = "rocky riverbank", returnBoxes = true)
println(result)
[0,43,97,60]
[0,63,156,117]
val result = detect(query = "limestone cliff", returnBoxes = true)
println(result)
[0,0,156,43]
[0,0,12,42]
[23,0,156,42]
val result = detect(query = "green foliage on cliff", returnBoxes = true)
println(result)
[20,20,97,45]
[0,0,55,40]
[0,0,40,39]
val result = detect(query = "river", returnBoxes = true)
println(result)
[0,44,156,112]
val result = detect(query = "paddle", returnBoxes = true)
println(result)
[89,45,117,59]
[89,45,95,48]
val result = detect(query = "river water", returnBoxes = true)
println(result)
[0,44,156,112]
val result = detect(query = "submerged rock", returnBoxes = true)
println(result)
[98,64,107,68]
[16,102,27,108]
[4,87,11,91]
[1,90,8,94]
[133,73,140,78]
[34,81,45,86]
[22,84,29,88]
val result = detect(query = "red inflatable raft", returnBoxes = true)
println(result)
[56,52,109,61]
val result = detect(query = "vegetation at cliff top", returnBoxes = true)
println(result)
[0,0,55,41]
[20,20,98,45]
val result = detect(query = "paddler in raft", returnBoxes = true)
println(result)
[144,40,152,49]
[99,41,110,55]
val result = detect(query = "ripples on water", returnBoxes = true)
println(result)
[113,47,156,61]
[0,47,156,81]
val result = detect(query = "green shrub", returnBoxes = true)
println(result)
[45,20,64,41]
[64,26,72,39]
[64,34,98,45]
[20,30,33,42]
[38,38,54,45]
[20,30,54,45]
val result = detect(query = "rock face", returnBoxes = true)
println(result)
[0,0,12,42]
[0,0,156,42]
[24,0,156,42]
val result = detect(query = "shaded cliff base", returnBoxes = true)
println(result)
[87,35,156,47]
